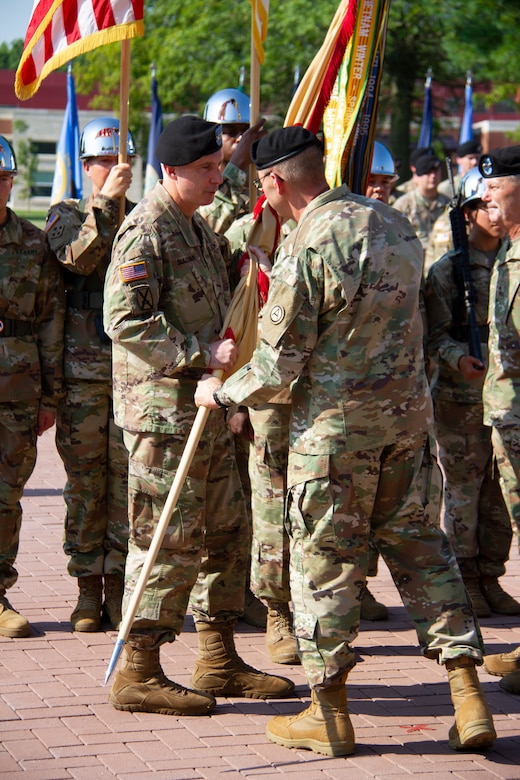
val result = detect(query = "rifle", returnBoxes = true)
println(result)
[446,157,484,363]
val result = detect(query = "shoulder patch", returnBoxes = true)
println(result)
[120,261,149,283]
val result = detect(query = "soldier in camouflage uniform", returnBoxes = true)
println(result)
[46,117,135,633]
[425,167,519,619]
[0,136,64,638]
[438,139,482,198]
[477,146,520,695]
[197,126,496,757]
[103,116,294,717]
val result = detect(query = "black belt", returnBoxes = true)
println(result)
[0,317,33,337]
[67,290,103,310]
[449,324,489,343]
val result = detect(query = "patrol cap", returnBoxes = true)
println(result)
[251,126,322,170]
[414,153,441,176]
[155,116,222,166]
[479,144,520,178]
[456,139,482,157]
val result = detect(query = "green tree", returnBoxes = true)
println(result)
[0,39,23,69]
[13,120,38,211]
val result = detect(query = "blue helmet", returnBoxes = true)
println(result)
[371,142,398,179]
[0,135,17,174]
[203,89,251,124]
[80,117,136,160]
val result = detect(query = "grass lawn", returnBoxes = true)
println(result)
[16,210,48,230]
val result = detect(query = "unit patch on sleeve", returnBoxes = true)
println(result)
[120,261,149,283]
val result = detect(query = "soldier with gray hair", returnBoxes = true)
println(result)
[196,125,496,757]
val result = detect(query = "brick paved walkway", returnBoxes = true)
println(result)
[1,429,519,779]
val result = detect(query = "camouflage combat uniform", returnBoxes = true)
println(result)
[198,162,248,234]
[393,188,450,272]
[483,236,520,538]
[46,194,132,579]
[218,185,484,688]
[103,181,249,648]
[425,244,513,579]
[0,211,64,595]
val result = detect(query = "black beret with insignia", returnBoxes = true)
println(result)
[155,116,222,166]
[251,126,322,170]
[456,139,482,158]
[479,144,520,178]
[414,154,441,176]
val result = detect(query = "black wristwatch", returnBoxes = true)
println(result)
[213,390,229,409]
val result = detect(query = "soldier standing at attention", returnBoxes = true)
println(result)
[46,118,135,633]
[0,136,64,638]
[196,126,496,757]
[103,115,294,716]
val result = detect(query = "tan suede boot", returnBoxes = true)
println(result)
[266,677,355,757]
[103,574,124,629]
[446,656,496,750]
[192,620,295,699]
[109,645,216,715]
[266,601,300,665]
[360,586,389,621]
[70,576,103,632]
[463,577,491,618]
[483,645,520,676]
[0,595,30,638]
[480,577,520,616]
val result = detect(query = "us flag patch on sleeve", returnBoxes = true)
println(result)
[120,261,148,283]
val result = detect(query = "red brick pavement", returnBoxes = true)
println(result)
[1,429,519,779]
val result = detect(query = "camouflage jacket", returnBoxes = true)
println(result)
[198,162,248,235]
[220,185,433,454]
[483,235,520,427]
[425,243,500,410]
[0,209,64,410]
[424,207,453,278]
[393,188,450,255]
[104,181,235,434]
[46,193,133,382]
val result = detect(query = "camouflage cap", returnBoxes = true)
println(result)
[252,126,322,170]
[156,116,222,166]
[479,144,520,178]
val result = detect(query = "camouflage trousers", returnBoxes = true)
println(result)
[0,401,39,594]
[435,401,512,578]
[56,380,129,579]
[248,403,292,603]
[123,409,249,650]
[287,433,483,689]
[492,424,520,542]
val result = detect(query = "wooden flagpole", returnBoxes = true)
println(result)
[118,39,131,223]
[249,13,260,209]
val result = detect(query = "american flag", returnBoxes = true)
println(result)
[250,0,269,64]
[15,0,144,100]
[120,261,148,283]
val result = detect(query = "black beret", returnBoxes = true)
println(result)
[410,146,434,166]
[414,154,441,176]
[479,144,520,178]
[456,139,482,157]
[155,116,222,166]
[251,126,322,170]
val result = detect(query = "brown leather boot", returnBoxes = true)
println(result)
[266,601,300,664]
[103,574,124,629]
[192,620,295,699]
[0,595,30,638]
[70,576,103,632]
[483,645,520,676]
[463,577,491,618]
[446,656,496,750]
[266,676,355,757]
[480,577,520,616]
[109,645,216,715]
[360,586,389,621]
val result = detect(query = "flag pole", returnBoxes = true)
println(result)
[249,14,260,209]
[118,39,131,223]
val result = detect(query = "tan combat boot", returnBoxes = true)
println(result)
[0,595,30,638]
[243,588,268,629]
[479,577,520,616]
[446,656,496,750]
[266,601,300,664]
[360,586,389,621]
[483,645,520,676]
[463,577,491,618]
[109,645,216,715]
[70,575,103,632]
[192,620,295,699]
[266,676,355,757]
[499,668,520,695]
[103,573,124,629]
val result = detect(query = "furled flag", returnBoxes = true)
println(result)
[50,64,83,204]
[418,68,433,148]
[250,0,269,64]
[144,66,163,194]
[15,0,144,100]
[459,71,474,144]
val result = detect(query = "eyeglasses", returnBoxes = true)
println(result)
[253,172,271,192]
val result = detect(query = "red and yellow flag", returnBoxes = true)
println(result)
[15,0,144,100]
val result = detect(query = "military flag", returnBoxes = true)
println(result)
[250,0,269,64]
[50,64,83,204]
[418,69,433,148]
[15,0,144,100]
[144,67,163,194]
[459,71,474,144]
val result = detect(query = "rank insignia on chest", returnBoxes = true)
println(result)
[120,261,148,283]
